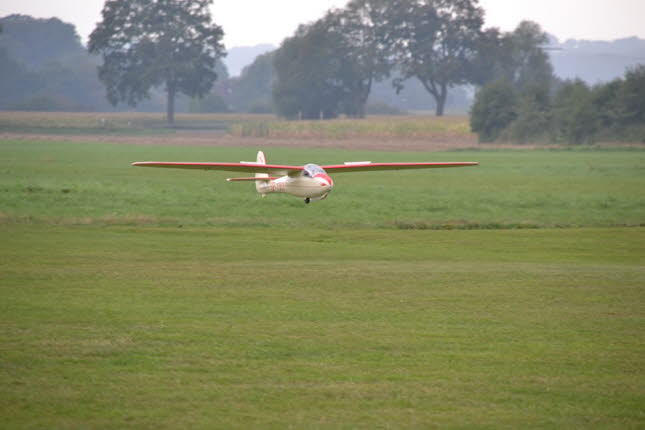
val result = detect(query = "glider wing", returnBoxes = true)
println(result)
[132,162,303,176]
[320,161,479,173]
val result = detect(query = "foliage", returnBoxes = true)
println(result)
[331,0,395,117]
[619,65,645,125]
[0,14,83,69]
[471,21,553,91]
[469,79,517,142]
[0,15,111,111]
[506,82,552,143]
[273,1,395,119]
[0,46,43,108]
[273,20,348,119]
[226,51,276,113]
[552,79,599,144]
[88,0,225,124]
[388,0,486,116]
[471,46,644,144]
[505,21,554,89]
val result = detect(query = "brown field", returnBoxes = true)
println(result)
[0,111,478,151]
[1,111,642,151]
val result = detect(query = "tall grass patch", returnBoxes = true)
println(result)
[229,115,474,140]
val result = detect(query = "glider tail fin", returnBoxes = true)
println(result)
[255,151,268,194]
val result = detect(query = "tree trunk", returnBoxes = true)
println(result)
[166,82,176,125]
[435,84,448,117]
[419,77,447,117]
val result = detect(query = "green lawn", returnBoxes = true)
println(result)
[1,139,644,428]
[1,140,644,228]
[1,225,644,428]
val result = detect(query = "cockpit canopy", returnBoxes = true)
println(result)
[303,164,327,177]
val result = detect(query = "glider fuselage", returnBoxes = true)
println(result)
[257,164,333,201]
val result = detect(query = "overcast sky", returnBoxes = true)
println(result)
[0,0,643,48]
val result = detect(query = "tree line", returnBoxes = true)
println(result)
[1,0,643,142]
[270,0,553,119]
[471,63,645,144]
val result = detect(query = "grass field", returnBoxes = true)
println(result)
[0,140,644,228]
[1,225,644,428]
[1,128,644,428]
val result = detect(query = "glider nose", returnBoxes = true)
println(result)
[315,173,334,190]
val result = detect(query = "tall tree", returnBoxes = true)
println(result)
[228,51,275,113]
[273,21,349,119]
[387,0,485,116]
[88,0,225,124]
[0,14,84,69]
[472,21,554,89]
[332,0,394,117]
[273,2,394,120]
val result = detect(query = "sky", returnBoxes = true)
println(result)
[0,0,644,48]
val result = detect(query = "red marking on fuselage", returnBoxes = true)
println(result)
[314,173,333,187]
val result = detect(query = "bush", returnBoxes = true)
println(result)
[365,101,406,116]
[470,80,518,142]
[506,83,552,143]
[553,79,599,145]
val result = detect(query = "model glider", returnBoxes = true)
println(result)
[133,151,478,203]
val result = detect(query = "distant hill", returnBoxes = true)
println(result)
[224,44,276,77]
[549,36,645,84]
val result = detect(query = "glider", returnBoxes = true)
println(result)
[133,151,478,203]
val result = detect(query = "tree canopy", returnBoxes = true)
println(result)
[387,0,486,116]
[271,0,488,118]
[88,0,225,123]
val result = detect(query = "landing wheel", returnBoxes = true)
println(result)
[304,197,311,204]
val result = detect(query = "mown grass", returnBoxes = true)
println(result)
[1,224,644,428]
[0,140,644,228]
[1,135,644,427]
[229,115,473,140]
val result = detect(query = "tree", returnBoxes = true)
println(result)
[387,0,485,116]
[88,0,225,124]
[470,79,517,142]
[228,51,275,113]
[0,14,84,69]
[592,78,623,131]
[273,20,349,119]
[507,82,552,143]
[470,21,554,90]
[0,46,43,109]
[619,65,645,125]
[273,1,394,119]
[553,79,599,144]
[331,0,394,117]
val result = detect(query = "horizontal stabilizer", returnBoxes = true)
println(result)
[226,176,278,182]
